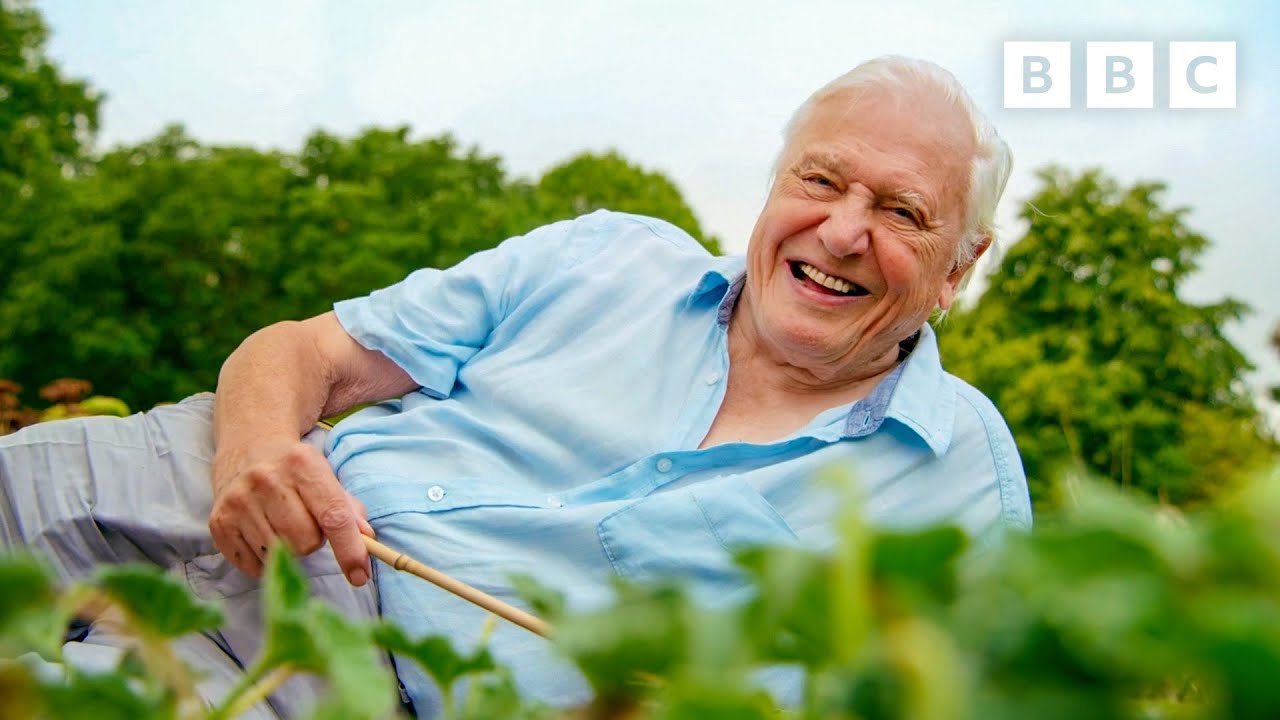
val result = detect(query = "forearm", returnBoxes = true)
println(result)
[208,313,407,581]
[212,321,334,487]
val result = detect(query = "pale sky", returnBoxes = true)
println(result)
[38,0,1280,396]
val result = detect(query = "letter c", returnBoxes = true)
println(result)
[1187,56,1218,94]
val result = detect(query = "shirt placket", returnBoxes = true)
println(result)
[663,318,732,451]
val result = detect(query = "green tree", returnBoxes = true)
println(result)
[533,151,721,254]
[0,0,97,177]
[941,167,1273,507]
[0,126,532,406]
[281,127,535,318]
[0,0,100,304]
[0,4,723,410]
[1,125,720,408]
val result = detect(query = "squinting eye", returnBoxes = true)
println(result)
[805,175,835,188]
[891,207,919,222]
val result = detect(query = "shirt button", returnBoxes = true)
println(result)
[427,485,445,502]
[546,495,563,509]
[704,371,722,385]
[656,458,673,472]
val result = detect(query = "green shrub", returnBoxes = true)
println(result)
[3,467,1278,719]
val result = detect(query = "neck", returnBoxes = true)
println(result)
[726,333,900,424]
[725,288,904,405]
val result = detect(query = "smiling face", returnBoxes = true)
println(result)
[737,83,980,384]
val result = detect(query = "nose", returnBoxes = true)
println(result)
[816,195,872,258]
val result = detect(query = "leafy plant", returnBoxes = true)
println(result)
[5,466,1280,719]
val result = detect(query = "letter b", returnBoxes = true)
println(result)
[1023,56,1053,93]
[1004,42,1071,108]
[1106,56,1134,93]
[1087,42,1153,108]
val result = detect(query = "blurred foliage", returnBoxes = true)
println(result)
[5,467,1280,719]
[1271,322,1280,404]
[0,2,719,410]
[0,377,130,435]
[941,168,1276,508]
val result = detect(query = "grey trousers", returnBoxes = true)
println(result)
[0,393,384,719]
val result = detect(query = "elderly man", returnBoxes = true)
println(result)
[0,56,1030,717]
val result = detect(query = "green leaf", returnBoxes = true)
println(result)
[550,580,692,700]
[508,573,567,621]
[258,545,320,669]
[657,680,778,720]
[94,565,223,638]
[871,526,968,603]
[252,547,396,718]
[457,666,551,720]
[0,553,56,621]
[303,604,397,720]
[736,546,838,666]
[41,667,176,720]
[264,543,309,616]
[373,622,495,694]
[0,552,68,658]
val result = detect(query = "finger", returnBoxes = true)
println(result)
[227,532,265,578]
[348,495,375,538]
[238,507,278,563]
[263,488,326,555]
[297,474,371,586]
[210,496,270,576]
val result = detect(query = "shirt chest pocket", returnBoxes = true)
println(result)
[596,478,799,601]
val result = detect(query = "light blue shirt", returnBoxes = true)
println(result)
[328,210,1031,715]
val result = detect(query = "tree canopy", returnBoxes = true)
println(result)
[0,4,719,408]
[0,0,100,308]
[940,167,1275,506]
[0,126,720,407]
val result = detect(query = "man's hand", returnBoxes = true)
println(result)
[211,313,415,587]
[210,439,374,586]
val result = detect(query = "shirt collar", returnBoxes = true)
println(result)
[862,323,955,456]
[687,258,955,456]
[686,256,747,324]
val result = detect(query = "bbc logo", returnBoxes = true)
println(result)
[1003,41,1236,109]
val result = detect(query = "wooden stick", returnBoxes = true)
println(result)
[362,535,551,638]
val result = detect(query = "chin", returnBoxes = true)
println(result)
[771,322,855,361]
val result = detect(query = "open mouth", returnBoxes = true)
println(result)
[789,261,870,297]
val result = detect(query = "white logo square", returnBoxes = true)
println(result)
[1004,41,1071,109]
[1086,42,1154,108]
[1169,41,1236,108]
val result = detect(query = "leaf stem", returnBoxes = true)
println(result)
[440,687,456,720]
[219,664,295,720]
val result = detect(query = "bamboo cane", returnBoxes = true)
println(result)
[361,535,551,638]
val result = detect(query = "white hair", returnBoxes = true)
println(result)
[779,56,1014,280]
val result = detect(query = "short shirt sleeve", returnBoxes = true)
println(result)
[332,213,607,398]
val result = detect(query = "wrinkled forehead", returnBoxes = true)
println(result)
[784,84,976,209]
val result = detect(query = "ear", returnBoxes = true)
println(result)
[937,235,991,311]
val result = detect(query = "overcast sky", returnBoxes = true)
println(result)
[38,0,1280,394]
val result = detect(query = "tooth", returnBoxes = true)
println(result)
[799,262,855,294]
